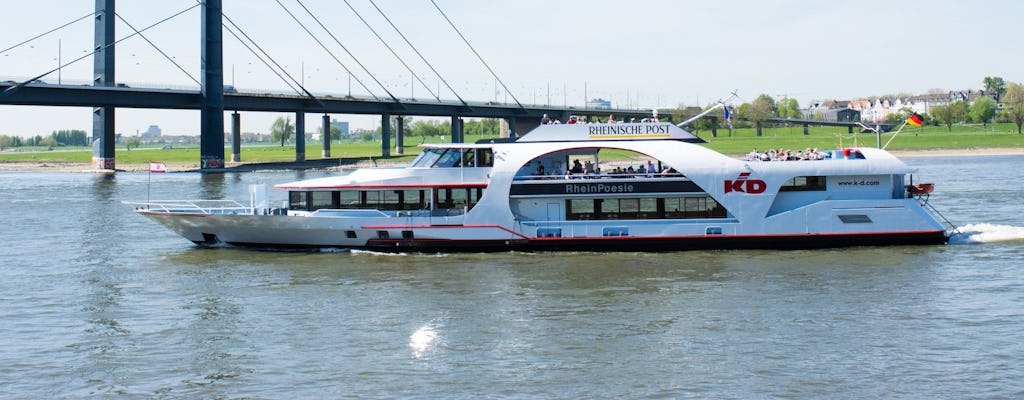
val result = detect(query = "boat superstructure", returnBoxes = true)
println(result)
[129,122,949,252]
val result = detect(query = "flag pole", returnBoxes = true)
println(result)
[147,161,152,209]
[882,120,909,150]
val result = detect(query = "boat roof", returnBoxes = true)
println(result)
[516,123,704,143]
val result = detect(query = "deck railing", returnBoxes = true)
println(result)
[123,200,251,215]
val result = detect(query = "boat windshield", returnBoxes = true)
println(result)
[410,148,444,167]
[411,148,494,168]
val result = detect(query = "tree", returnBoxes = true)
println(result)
[410,119,450,140]
[744,94,777,135]
[969,96,997,126]
[125,136,141,150]
[930,105,954,132]
[270,116,294,146]
[983,76,1007,101]
[1003,82,1024,134]
[777,98,801,119]
[0,135,15,150]
[949,100,969,124]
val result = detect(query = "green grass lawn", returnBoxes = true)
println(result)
[2,123,1021,165]
[695,122,1023,155]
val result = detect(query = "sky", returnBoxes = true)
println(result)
[1,0,1022,137]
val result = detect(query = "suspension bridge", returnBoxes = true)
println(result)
[0,0,656,171]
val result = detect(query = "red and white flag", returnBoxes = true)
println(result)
[149,161,167,173]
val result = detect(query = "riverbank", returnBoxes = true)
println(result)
[2,147,1023,173]
[0,157,393,173]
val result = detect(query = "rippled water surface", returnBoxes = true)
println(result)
[2,156,1024,398]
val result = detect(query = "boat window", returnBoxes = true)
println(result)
[399,190,427,210]
[310,191,336,210]
[568,199,595,219]
[382,190,401,208]
[567,195,726,221]
[476,148,494,167]
[462,149,476,167]
[435,187,486,211]
[411,148,443,167]
[341,191,360,207]
[780,176,827,191]
[330,188,482,211]
[289,191,308,210]
[434,149,463,168]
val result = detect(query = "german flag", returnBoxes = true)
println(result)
[907,112,924,127]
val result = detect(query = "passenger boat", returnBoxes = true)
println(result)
[129,122,949,252]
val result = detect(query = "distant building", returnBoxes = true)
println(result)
[330,119,350,136]
[142,125,161,138]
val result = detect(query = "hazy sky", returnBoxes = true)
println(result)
[1,0,1021,137]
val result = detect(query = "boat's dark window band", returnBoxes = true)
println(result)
[779,176,827,192]
[511,179,703,196]
[566,195,727,221]
[289,187,486,212]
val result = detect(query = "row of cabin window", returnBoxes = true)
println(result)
[780,176,827,191]
[289,188,486,211]
[566,196,727,221]
[410,148,495,168]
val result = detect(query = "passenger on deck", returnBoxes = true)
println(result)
[541,114,551,125]
[571,159,584,174]
[608,114,616,123]
[534,162,546,178]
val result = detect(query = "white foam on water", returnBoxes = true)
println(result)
[318,247,351,253]
[349,249,409,256]
[949,223,1024,244]
[409,325,439,359]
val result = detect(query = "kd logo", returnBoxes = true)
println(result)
[724,172,766,194]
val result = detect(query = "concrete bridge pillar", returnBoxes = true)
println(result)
[451,115,462,143]
[199,0,225,169]
[381,113,391,157]
[395,116,404,155]
[295,111,305,161]
[322,114,331,158]
[231,112,240,162]
[91,0,116,170]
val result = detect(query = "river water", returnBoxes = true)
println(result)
[2,156,1024,399]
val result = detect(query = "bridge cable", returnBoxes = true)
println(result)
[4,4,199,95]
[340,0,440,102]
[429,0,523,109]
[114,12,201,87]
[288,0,402,105]
[220,11,322,103]
[219,19,302,95]
[0,10,99,55]
[366,0,468,107]
[274,0,384,102]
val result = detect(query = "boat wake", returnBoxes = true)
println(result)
[350,249,410,256]
[318,247,352,253]
[949,223,1024,244]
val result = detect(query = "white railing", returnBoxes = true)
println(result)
[123,199,251,215]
